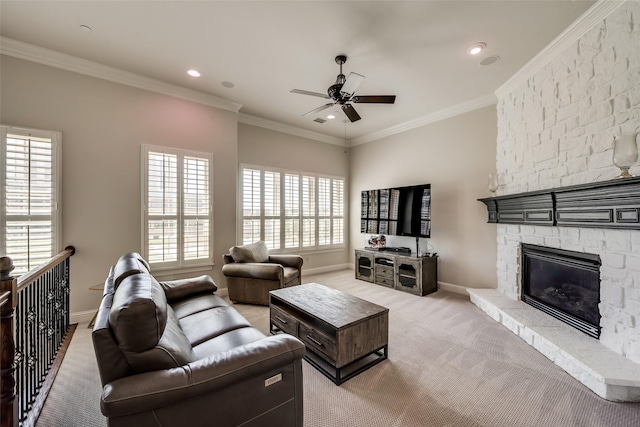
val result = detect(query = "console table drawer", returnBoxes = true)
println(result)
[299,323,337,360]
[375,276,395,287]
[270,306,299,336]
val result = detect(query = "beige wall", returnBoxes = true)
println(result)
[238,123,350,270]
[349,106,498,289]
[1,55,239,315]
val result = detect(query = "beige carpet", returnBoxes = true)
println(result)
[36,270,640,427]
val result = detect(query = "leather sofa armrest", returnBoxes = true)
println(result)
[221,263,284,281]
[101,334,305,418]
[268,255,303,270]
[158,275,218,302]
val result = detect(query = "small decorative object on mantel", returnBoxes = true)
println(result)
[488,173,499,193]
[613,132,638,178]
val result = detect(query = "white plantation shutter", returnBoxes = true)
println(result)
[302,176,315,247]
[147,152,178,263]
[242,168,261,244]
[183,156,210,261]
[1,126,61,276]
[332,179,344,244]
[318,178,331,245]
[240,164,344,252]
[264,171,280,249]
[143,146,213,269]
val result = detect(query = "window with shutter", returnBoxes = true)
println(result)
[240,164,345,252]
[1,126,61,276]
[142,145,213,269]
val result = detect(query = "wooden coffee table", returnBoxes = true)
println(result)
[269,282,389,385]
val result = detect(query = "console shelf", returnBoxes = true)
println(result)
[355,249,437,296]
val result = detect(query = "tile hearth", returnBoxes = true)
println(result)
[469,288,640,402]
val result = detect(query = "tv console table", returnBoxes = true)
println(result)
[355,249,438,296]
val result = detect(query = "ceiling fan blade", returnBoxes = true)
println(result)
[352,95,396,104]
[342,104,361,122]
[302,103,335,117]
[340,72,365,97]
[291,89,330,99]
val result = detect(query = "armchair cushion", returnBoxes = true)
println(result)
[229,240,269,263]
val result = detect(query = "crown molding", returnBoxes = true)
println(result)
[349,94,497,146]
[238,113,347,146]
[495,0,626,100]
[0,36,243,113]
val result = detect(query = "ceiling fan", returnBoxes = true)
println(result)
[290,55,396,123]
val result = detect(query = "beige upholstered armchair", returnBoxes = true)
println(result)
[222,241,303,305]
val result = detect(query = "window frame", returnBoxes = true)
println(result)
[239,163,346,254]
[141,144,214,271]
[1,125,62,276]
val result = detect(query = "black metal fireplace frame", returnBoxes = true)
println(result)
[521,244,601,339]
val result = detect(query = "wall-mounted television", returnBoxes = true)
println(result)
[361,184,431,238]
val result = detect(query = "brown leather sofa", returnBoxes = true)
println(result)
[92,252,305,427]
[222,241,303,305]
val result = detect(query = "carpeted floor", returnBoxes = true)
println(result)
[36,269,640,426]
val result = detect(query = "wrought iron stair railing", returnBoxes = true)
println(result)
[0,246,75,427]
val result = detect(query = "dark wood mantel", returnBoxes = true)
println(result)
[478,176,640,229]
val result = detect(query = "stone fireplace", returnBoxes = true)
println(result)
[521,244,601,339]
[473,178,640,401]
[471,1,640,401]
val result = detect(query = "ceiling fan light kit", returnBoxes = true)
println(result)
[291,55,396,123]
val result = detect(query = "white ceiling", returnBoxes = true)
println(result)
[1,1,596,142]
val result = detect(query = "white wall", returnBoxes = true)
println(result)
[349,106,498,290]
[238,123,351,271]
[495,2,640,362]
[0,55,239,315]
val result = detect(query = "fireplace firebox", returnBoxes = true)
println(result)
[521,244,601,339]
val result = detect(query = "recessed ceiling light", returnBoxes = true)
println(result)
[327,114,336,120]
[480,56,500,66]
[79,25,92,33]
[187,69,201,77]
[467,42,486,55]
[221,81,235,88]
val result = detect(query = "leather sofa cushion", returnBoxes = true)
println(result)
[113,252,151,289]
[192,327,266,360]
[109,274,168,353]
[123,306,196,373]
[179,306,252,347]
[229,240,269,263]
[159,275,217,302]
[171,294,229,319]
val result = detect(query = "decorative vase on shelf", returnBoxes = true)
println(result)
[613,133,638,178]
[488,173,499,194]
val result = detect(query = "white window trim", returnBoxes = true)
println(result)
[141,144,214,271]
[1,125,62,274]
[239,163,346,254]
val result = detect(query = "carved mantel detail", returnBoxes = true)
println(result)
[478,177,640,229]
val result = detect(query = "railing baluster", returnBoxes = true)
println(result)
[0,246,75,427]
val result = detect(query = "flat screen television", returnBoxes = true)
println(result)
[361,184,431,238]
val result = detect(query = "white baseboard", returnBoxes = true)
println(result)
[303,264,351,276]
[438,281,471,296]
[71,309,97,325]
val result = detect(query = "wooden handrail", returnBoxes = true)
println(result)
[0,291,10,310]
[16,246,75,293]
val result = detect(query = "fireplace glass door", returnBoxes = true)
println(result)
[521,244,601,338]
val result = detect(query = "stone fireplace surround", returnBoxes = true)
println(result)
[476,1,640,401]
[473,177,640,401]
